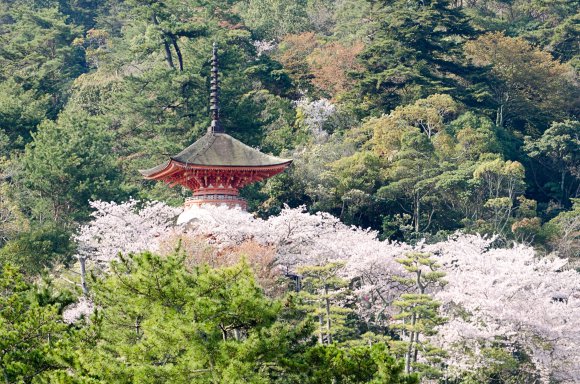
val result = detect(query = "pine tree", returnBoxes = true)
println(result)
[20,107,123,224]
[297,262,352,345]
[72,253,286,382]
[392,252,447,377]
[0,265,69,382]
[0,2,85,122]
[351,0,487,115]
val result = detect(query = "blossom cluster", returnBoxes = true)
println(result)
[72,201,580,383]
[424,234,580,383]
[295,98,336,142]
[74,199,181,265]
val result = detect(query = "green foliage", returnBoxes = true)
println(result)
[302,343,419,384]
[54,252,414,383]
[0,0,577,263]
[0,80,49,150]
[544,198,580,258]
[20,107,123,223]
[445,112,502,160]
[297,262,353,344]
[331,0,372,41]
[238,0,311,40]
[0,1,578,381]
[0,2,85,121]
[465,32,577,131]
[273,92,549,242]
[351,0,487,115]
[525,120,580,204]
[378,129,440,236]
[471,158,528,237]
[0,224,73,275]
[0,169,28,246]
[392,252,447,377]
[71,253,282,382]
[463,0,579,66]
[0,264,69,382]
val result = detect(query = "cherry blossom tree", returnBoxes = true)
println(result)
[424,234,580,384]
[180,204,366,270]
[295,98,336,142]
[181,207,580,383]
[252,39,276,56]
[67,200,580,383]
[73,199,180,295]
[62,296,95,324]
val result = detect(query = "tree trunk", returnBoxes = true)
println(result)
[170,35,184,71]
[405,311,417,374]
[561,170,566,204]
[79,256,89,296]
[324,284,333,344]
[413,332,419,363]
[414,194,420,234]
[135,316,141,337]
[318,311,324,344]
[151,13,175,70]
[405,329,414,374]
[318,296,325,344]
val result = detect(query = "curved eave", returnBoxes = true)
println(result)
[140,158,293,181]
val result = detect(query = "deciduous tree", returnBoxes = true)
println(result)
[465,32,577,130]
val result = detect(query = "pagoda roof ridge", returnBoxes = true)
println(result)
[139,132,292,178]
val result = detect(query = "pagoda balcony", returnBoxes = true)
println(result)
[184,194,247,210]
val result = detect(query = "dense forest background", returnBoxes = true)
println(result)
[0,0,578,265]
[0,0,579,383]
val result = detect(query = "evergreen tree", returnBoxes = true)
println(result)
[239,0,311,40]
[297,262,352,345]
[524,120,580,205]
[20,107,122,224]
[465,32,577,131]
[0,265,70,382]
[544,198,580,259]
[392,252,447,377]
[302,343,419,384]
[0,223,73,275]
[0,2,85,124]
[351,0,488,115]
[62,252,415,383]
[71,253,282,382]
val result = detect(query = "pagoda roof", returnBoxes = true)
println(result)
[140,132,292,178]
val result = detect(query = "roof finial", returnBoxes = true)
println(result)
[209,42,224,133]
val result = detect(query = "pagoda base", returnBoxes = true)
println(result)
[184,194,247,210]
[177,202,251,225]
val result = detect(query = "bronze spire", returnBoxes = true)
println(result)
[209,42,224,133]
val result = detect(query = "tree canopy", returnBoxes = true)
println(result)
[0,0,578,382]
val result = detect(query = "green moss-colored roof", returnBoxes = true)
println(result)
[140,132,292,177]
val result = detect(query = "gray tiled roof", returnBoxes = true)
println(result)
[140,132,292,177]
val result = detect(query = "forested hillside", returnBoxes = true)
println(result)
[1,0,578,255]
[0,0,579,382]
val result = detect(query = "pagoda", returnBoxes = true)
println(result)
[140,44,292,210]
